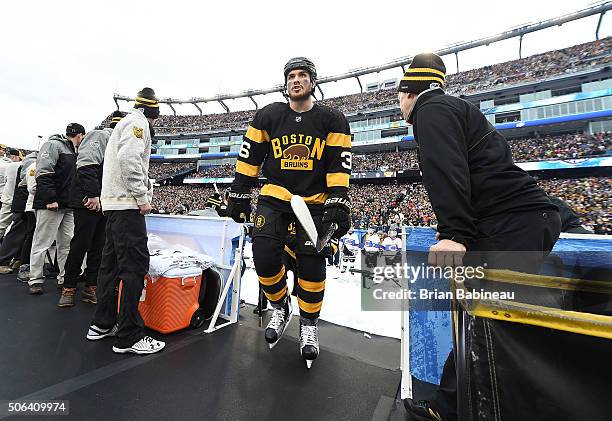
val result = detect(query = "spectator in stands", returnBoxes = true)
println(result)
[28,124,84,295]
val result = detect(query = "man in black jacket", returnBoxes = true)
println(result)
[397,53,561,421]
[28,123,84,295]
[59,112,126,307]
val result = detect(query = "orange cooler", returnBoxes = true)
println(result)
[138,270,203,334]
[120,268,204,334]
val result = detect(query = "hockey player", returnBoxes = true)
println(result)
[382,229,402,266]
[362,228,382,289]
[226,57,352,367]
[339,227,359,273]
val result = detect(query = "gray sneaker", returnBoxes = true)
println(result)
[17,264,30,283]
[29,283,44,295]
[58,288,76,308]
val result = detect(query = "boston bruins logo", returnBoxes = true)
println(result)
[132,126,144,139]
[255,215,266,229]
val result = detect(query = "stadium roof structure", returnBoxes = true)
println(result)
[114,1,612,115]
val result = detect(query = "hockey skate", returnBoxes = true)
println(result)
[264,299,292,349]
[300,318,319,369]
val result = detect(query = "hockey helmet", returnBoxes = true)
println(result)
[389,229,397,238]
[284,57,317,84]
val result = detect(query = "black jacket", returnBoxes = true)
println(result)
[69,128,111,209]
[33,135,76,209]
[409,89,556,247]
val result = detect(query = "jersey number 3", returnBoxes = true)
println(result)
[341,151,352,170]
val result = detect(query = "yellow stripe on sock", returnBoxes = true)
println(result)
[298,298,323,314]
[265,286,288,302]
[298,278,325,293]
[258,266,286,286]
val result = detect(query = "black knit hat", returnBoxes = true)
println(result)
[134,87,160,119]
[7,148,20,158]
[398,53,446,94]
[109,110,127,128]
[66,123,86,137]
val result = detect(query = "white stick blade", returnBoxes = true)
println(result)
[290,195,318,245]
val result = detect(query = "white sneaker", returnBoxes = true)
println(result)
[112,336,165,355]
[86,324,118,341]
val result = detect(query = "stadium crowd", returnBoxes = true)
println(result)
[537,177,611,235]
[182,132,611,179]
[148,162,195,179]
[140,38,611,134]
[352,150,420,172]
[192,164,235,178]
[509,132,612,162]
[151,176,611,235]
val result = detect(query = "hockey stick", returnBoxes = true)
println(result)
[290,195,318,247]
[316,222,337,253]
[290,195,337,253]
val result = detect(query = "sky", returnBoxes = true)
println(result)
[1,0,610,150]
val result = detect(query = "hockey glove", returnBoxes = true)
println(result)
[206,193,228,217]
[226,186,252,223]
[322,193,351,240]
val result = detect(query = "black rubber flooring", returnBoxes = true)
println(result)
[0,274,400,421]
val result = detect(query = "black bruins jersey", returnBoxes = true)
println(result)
[233,102,352,207]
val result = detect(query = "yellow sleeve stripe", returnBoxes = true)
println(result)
[245,125,270,143]
[326,172,349,188]
[236,161,260,177]
[265,286,288,302]
[405,67,446,78]
[326,132,351,148]
[298,298,323,314]
[401,75,446,85]
[258,266,286,286]
[298,278,326,293]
